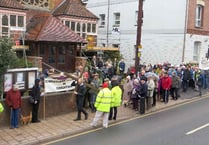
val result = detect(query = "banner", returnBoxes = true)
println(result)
[44,77,75,93]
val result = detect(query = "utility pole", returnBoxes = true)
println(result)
[135,0,143,72]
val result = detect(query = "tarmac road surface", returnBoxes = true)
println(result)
[43,96,209,145]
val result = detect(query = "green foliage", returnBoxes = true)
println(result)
[0,38,18,97]
[0,38,18,75]
[103,51,123,62]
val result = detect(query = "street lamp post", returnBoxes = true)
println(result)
[135,0,144,73]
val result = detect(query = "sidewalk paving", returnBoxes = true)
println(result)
[0,88,208,145]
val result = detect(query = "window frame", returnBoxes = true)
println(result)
[195,4,204,28]
[113,12,120,27]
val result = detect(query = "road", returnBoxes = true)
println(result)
[43,97,209,145]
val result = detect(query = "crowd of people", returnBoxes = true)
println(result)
[3,53,207,129]
[82,56,206,119]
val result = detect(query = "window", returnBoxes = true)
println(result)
[113,12,120,26]
[87,23,91,32]
[71,22,75,31]
[99,14,105,27]
[76,23,81,32]
[18,16,24,27]
[65,21,70,28]
[92,24,96,33]
[2,15,8,26]
[193,41,201,61]
[195,4,204,27]
[10,15,16,26]
[82,23,86,32]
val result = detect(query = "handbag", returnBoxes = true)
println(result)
[0,102,4,113]
[29,96,35,104]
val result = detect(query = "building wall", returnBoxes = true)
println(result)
[187,0,209,35]
[87,0,188,67]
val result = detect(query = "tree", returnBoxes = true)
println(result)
[0,38,18,97]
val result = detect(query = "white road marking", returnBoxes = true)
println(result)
[186,123,209,135]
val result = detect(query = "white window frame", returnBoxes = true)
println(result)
[193,41,201,61]
[195,4,203,27]
[99,14,105,27]
[113,12,120,27]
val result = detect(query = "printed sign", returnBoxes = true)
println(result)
[44,77,75,93]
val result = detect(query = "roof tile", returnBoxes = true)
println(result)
[0,0,25,10]
[26,13,85,43]
[53,0,98,20]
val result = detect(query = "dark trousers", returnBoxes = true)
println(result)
[109,107,118,120]
[140,97,145,114]
[32,101,40,122]
[132,98,138,110]
[162,89,169,103]
[152,90,157,106]
[76,109,88,119]
[170,87,179,100]
[182,80,188,92]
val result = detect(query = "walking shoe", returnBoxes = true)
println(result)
[73,118,81,121]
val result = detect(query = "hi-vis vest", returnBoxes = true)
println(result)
[111,86,122,107]
[94,88,112,112]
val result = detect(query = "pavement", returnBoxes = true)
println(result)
[0,88,208,145]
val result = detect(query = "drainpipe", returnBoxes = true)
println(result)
[182,0,189,63]
[107,0,110,47]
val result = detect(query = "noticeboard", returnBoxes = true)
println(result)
[3,68,38,92]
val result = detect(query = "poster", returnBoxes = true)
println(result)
[28,72,36,88]
[4,73,13,92]
[16,72,25,89]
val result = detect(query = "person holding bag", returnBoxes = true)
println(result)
[6,84,21,129]
[30,79,41,123]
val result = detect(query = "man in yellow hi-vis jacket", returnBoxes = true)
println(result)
[90,82,112,128]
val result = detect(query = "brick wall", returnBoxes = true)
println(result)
[0,92,77,127]
[187,0,209,35]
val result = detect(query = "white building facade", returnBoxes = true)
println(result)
[86,0,209,68]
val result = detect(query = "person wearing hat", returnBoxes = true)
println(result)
[90,82,112,128]
[30,79,41,123]
[6,84,21,128]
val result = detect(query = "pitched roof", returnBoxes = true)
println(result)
[53,0,98,20]
[0,0,25,10]
[26,13,85,43]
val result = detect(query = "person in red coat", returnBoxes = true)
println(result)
[161,71,172,103]
[6,84,21,129]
